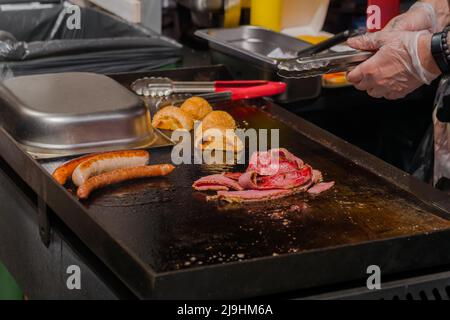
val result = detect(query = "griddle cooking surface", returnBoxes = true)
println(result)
[41,100,450,274]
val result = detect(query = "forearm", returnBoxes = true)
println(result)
[421,0,450,29]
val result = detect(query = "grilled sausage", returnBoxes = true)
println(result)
[77,164,175,199]
[52,153,101,185]
[72,150,150,187]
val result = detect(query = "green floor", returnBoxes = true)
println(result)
[0,261,22,300]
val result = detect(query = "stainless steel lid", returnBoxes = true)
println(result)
[0,72,156,155]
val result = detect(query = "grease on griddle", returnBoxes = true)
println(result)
[171,199,315,270]
[85,179,175,207]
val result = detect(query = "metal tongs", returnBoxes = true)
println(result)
[131,77,286,100]
[277,29,374,79]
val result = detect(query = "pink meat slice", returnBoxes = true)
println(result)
[237,171,258,189]
[307,181,335,195]
[210,180,315,203]
[223,172,243,181]
[194,149,334,202]
[193,174,244,191]
[238,165,312,190]
[312,170,323,184]
[213,189,292,203]
[247,148,304,176]
[194,185,229,191]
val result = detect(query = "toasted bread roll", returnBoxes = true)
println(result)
[201,111,236,131]
[152,106,194,131]
[195,126,243,153]
[180,97,213,121]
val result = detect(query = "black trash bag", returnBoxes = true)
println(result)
[0,5,63,42]
[22,37,179,60]
[0,2,181,75]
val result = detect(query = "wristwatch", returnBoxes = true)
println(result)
[431,26,450,74]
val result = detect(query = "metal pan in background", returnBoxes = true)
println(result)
[195,26,322,103]
[0,72,173,159]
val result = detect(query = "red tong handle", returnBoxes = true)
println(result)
[214,81,286,100]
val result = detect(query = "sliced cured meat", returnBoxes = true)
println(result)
[237,171,257,189]
[312,170,323,184]
[223,172,243,181]
[210,181,314,203]
[193,148,334,203]
[211,189,292,203]
[193,174,244,191]
[238,165,312,190]
[307,181,335,195]
[247,148,304,176]
[195,185,229,191]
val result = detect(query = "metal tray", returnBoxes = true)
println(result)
[195,26,322,103]
[0,72,165,158]
[3,66,450,299]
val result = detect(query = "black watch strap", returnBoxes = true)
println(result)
[432,28,450,74]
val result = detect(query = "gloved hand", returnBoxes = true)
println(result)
[384,2,438,33]
[347,30,440,100]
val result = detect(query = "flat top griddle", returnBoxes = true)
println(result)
[41,100,450,272]
[3,66,450,299]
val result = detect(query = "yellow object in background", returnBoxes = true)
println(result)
[250,0,330,35]
[224,0,242,28]
[242,0,251,8]
[250,0,283,32]
[297,35,330,45]
[250,1,348,88]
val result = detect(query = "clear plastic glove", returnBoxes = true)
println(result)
[384,2,438,33]
[347,30,440,100]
